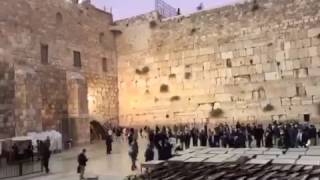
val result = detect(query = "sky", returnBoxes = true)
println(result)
[92,0,243,20]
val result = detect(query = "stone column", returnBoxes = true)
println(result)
[66,72,89,145]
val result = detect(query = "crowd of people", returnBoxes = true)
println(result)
[140,121,318,162]
[100,121,319,171]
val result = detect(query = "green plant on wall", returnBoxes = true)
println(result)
[160,84,169,93]
[263,104,274,112]
[135,66,149,75]
[170,96,180,102]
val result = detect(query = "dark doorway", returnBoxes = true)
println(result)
[304,114,310,122]
[90,121,106,143]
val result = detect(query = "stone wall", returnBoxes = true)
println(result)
[116,0,320,127]
[0,62,15,138]
[0,0,118,143]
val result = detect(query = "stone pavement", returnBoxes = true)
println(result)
[8,138,149,180]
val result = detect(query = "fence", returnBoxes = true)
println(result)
[0,160,43,179]
[155,0,177,18]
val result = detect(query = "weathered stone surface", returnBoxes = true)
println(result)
[116,0,320,126]
[0,0,118,143]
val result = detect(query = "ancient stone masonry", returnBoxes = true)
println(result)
[115,0,320,126]
[0,0,118,143]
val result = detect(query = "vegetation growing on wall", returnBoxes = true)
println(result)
[210,108,224,117]
[317,33,320,39]
[160,84,169,93]
[149,20,157,28]
[168,73,176,79]
[185,72,192,79]
[252,0,259,11]
[263,104,274,112]
[135,66,149,75]
[170,96,180,102]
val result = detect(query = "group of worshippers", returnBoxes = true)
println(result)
[143,121,318,162]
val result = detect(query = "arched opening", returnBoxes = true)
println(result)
[56,12,63,25]
[90,120,106,143]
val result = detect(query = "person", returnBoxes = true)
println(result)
[129,134,139,171]
[25,141,34,161]
[78,149,88,180]
[199,129,207,146]
[191,128,199,147]
[106,129,113,154]
[184,130,191,149]
[309,125,317,146]
[145,144,154,162]
[42,141,51,173]
[254,124,264,148]
[265,129,273,148]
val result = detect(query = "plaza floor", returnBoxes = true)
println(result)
[8,138,149,180]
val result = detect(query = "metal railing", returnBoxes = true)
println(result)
[0,159,43,179]
[155,0,177,18]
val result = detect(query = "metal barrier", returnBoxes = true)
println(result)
[155,0,177,18]
[0,160,43,179]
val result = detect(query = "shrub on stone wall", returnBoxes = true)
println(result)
[160,84,169,93]
[135,66,149,75]
[209,108,224,117]
[185,72,192,79]
[170,96,180,102]
[263,104,274,112]
[169,73,176,79]
[154,97,159,103]
[149,20,157,28]
[317,33,320,39]
[252,0,259,11]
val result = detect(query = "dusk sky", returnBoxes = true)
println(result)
[92,0,242,20]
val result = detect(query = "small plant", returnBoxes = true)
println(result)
[226,59,232,67]
[252,0,259,11]
[317,33,320,39]
[267,42,273,47]
[145,89,150,94]
[169,73,176,79]
[190,28,197,35]
[263,104,274,112]
[166,114,170,118]
[185,72,192,79]
[135,66,149,75]
[154,97,159,103]
[210,108,224,117]
[170,96,180,102]
[160,84,169,93]
[149,20,157,28]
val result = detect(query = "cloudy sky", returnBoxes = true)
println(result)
[92,0,242,20]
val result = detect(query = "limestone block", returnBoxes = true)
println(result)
[215,93,232,102]
[284,42,291,50]
[221,51,233,59]
[197,55,209,63]
[276,51,285,62]
[299,58,312,68]
[291,97,301,105]
[298,48,309,59]
[311,57,320,66]
[312,95,320,103]
[292,60,300,69]
[246,48,254,56]
[281,70,294,79]
[231,67,240,76]
[265,72,280,81]
[308,28,320,38]
[306,85,320,96]
[285,49,298,59]
[308,67,320,77]
[301,97,313,105]
[198,47,214,55]
[255,64,263,73]
[286,86,297,97]
[281,97,291,106]
[251,74,265,82]
[309,47,318,57]
[285,61,293,71]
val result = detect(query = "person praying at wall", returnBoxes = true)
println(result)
[105,129,113,155]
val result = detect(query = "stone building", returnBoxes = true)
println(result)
[116,0,320,127]
[1,0,320,143]
[0,0,118,144]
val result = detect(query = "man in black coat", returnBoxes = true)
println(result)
[78,149,88,180]
[254,124,264,148]
[106,130,113,154]
[41,141,51,174]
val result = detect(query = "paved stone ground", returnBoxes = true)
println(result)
[8,138,149,180]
